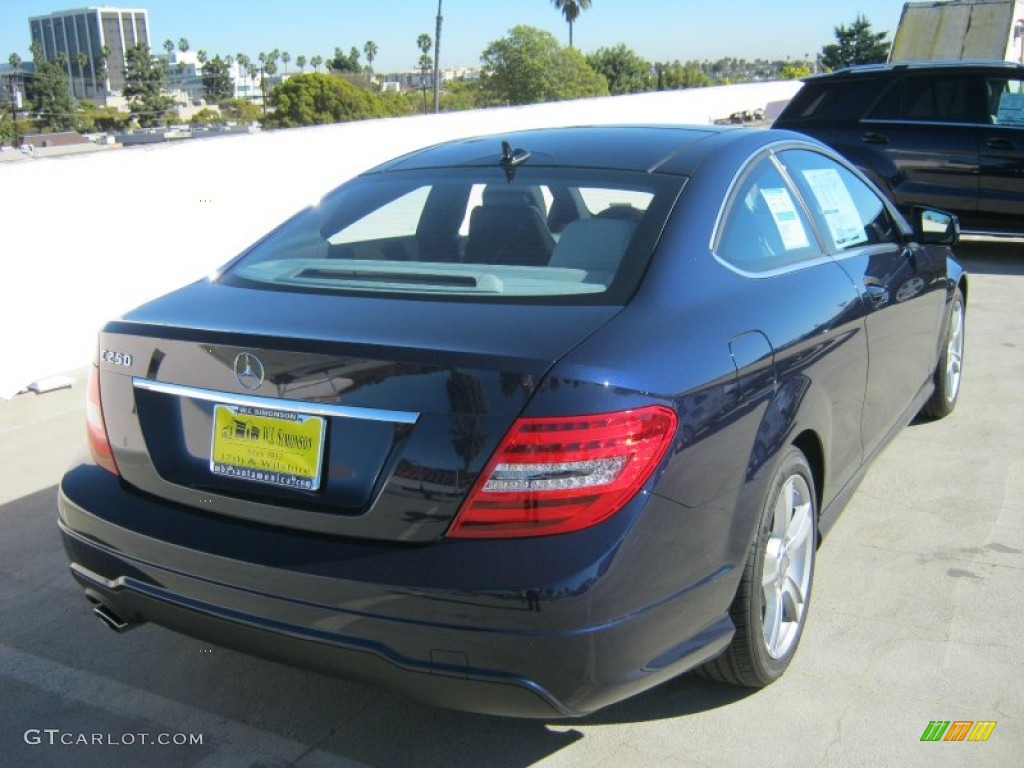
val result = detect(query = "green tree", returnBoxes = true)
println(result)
[265,72,393,127]
[438,79,482,111]
[178,38,189,53]
[363,40,378,73]
[190,107,223,125]
[219,98,261,122]
[552,0,592,48]
[587,44,652,95]
[655,60,710,90]
[820,14,890,71]
[281,51,291,73]
[329,46,360,72]
[26,58,77,131]
[781,63,812,80]
[201,54,234,103]
[163,39,174,56]
[311,54,323,72]
[76,102,130,132]
[296,54,307,72]
[480,26,608,106]
[123,43,174,126]
[0,112,14,144]
[8,52,21,70]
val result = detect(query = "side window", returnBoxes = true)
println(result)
[714,156,821,273]
[779,150,899,253]
[867,75,976,123]
[987,76,1024,125]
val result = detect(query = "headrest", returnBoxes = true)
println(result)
[482,185,546,212]
[549,218,636,274]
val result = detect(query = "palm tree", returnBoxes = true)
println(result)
[178,38,189,53]
[163,39,174,55]
[281,51,290,74]
[7,53,21,111]
[235,53,251,101]
[76,51,89,98]
[552,0,592,48]
[363,40,378,73]
[417,34,432,113]
[311,54,323,72]
[296,54,307,72]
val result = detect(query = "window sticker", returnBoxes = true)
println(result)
[759,187,810,250]
[996,92,1024,125]
[801,168,867,248]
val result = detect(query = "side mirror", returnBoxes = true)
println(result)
[912,207,960,246]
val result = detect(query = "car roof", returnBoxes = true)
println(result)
[363,124,774,177]
[803,59,1024,81]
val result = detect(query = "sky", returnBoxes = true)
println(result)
[2,0,909,72]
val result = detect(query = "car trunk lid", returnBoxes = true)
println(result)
[96,279,620,543]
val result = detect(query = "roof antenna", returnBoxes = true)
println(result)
[500,140,531,182]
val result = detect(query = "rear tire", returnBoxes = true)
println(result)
[702,447,817,687]
[922,286,965,420]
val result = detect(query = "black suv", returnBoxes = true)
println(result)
[774,60,1024,236]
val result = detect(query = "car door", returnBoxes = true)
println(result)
[859,72,982,221]
[977,71,1024,231]
[778,149,947,456]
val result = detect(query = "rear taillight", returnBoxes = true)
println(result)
[448,405,677,538]
[87,364,119,475]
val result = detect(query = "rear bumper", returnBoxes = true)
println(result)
[58,463,738,718]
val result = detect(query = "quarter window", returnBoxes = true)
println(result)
[715,156,821,273]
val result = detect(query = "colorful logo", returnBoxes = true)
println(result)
[920,721,997,742]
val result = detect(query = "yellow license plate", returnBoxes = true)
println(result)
[210,404,326,490]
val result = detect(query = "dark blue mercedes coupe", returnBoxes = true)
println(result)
[59,125,966,717]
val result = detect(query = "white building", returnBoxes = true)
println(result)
[29,6,151,102]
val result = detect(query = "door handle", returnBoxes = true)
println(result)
[986,137,1016,150]
[862,132,889,144]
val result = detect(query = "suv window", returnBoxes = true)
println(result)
[867,75,978,123]
[776,79,880,123]
[986,75,1024,125]
[779,150,899,252]
[714,155,822,273]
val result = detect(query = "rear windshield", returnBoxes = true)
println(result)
[219,167,683,305]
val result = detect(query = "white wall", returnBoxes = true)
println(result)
[0,81,800,398]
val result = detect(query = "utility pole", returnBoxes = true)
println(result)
[433,0,442,114]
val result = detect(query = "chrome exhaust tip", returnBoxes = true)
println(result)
[85,591,140,633]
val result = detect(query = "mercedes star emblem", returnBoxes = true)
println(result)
[233,352,265,390]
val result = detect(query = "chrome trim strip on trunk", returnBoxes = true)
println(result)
[132,377,420,424]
